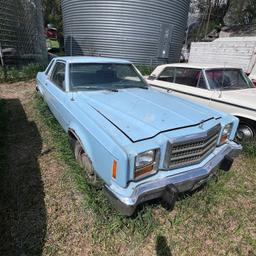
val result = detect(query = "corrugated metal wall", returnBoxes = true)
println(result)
[62,0,190,65]
[0,0,47,64]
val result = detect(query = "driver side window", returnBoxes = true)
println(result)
[51,62,66,90]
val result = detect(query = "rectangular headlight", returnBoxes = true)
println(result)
[220,123,233,144]
[134,149,159,180]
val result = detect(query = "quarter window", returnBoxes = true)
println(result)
[51,62,66,90]
[174,68,201,87]
[158,67,175,82]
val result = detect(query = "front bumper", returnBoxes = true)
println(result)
[105,141,242,216]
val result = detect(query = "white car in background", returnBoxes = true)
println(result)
[147,63,256,140]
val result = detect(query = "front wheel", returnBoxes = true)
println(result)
[74,140,97,184]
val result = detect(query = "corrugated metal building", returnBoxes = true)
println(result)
[0,0,47,64]
[62,0,190,65]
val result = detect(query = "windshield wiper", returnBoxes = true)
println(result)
[114,85,148,90]
[72,86,118,92]
[105,88,119,92]
[137,86,148,90]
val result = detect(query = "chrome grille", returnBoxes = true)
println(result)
[166,125,221,169]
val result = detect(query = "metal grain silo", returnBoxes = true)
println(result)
[0,0,47,64]
[62,0,190,65]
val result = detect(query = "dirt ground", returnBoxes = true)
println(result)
[0,81,91,255]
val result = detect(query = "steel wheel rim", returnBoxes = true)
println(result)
[237,124,254,141]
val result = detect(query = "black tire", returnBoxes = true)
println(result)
[36,86,41,97]
[68,135,76,151]
[74,140,97,183]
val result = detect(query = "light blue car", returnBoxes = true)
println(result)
[36,57,242,216]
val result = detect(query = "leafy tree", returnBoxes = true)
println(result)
[191,0,256,41]
[192,0,230,40]
[43,0,62,28]
[225,0,256,25]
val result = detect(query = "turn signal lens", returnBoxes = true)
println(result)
[220,134,228,144]
[112,160,117,179]
[134,164,154,179]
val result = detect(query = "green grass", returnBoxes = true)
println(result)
[33,94,256,255]
[0,63,45,83]
[242,140,256,158]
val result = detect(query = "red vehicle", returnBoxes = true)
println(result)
[45,24,60,53]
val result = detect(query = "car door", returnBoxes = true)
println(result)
[150,67,214,107]
[44,61,70,130]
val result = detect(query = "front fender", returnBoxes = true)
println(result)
[36,73,45,97]
[68,121,129,188]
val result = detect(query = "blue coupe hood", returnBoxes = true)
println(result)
[76,88,221,142]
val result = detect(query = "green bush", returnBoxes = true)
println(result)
[136,65,155,76]
[0,63,45,83]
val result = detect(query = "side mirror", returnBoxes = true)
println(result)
[148,74,157,80]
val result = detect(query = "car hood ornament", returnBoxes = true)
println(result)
[199,120,205,129]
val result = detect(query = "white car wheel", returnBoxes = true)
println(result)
[237,123,255,141]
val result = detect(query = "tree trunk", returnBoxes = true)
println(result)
[205,0,213,37]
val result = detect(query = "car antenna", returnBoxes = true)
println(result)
[70,87,75,101]
[70,66,75,101]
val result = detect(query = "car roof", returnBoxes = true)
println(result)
[53,56,131,64]
[158,63,239,70]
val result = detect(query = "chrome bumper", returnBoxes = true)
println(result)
[105,142,242,216]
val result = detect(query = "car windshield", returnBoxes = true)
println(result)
[205,69,254,90]
[69,63,148,91]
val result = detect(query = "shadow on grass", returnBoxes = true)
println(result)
[0,99,46,255]
[156,235,172,256]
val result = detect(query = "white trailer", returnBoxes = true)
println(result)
[189,37,256,77]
